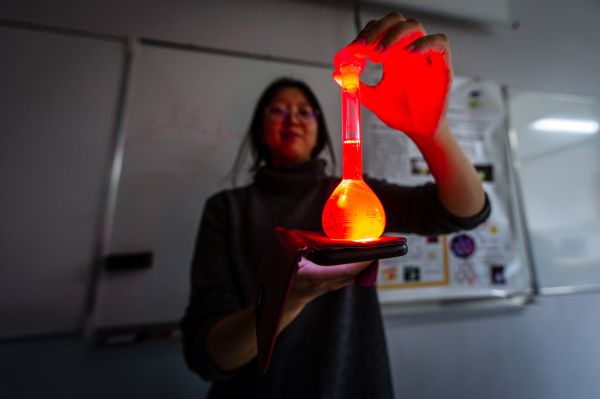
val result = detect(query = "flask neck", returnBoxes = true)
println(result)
[340,63,363,180]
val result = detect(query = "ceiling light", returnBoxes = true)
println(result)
[531,118,599,134]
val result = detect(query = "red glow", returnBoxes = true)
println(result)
[323,33,451,240]
[322,55,386,242]
[335,32,451,138]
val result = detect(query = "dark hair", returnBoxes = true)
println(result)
[230,77,336,185]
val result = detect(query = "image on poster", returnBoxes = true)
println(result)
[363,76,531,303]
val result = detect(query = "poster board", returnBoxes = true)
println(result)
[363,75,533,303]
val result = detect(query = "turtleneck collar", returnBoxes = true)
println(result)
[254,159,327,194]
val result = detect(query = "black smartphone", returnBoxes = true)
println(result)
[306,237,407,266]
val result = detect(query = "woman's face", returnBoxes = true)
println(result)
[262,87,319,167]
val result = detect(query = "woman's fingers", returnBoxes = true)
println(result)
[290,258,373,304]
[355,12,407,44]
[406,33,450,54]
[375,18,425,53]
[405,33,452,72]
[348,14,429,64]
[352,13,450,56]
[297,257,372,282]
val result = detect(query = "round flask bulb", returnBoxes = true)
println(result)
[322,179,386,241]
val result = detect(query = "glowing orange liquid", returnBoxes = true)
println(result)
[322,140,386,241]
[342,139,362,179]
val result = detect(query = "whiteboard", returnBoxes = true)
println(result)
[92,43,342,329]
[507,89,600,294]
[0,27,124,338]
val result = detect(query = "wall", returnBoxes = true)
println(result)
[1,0,599,398]
[2,0,599,96]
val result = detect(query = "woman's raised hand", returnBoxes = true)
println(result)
[334,12,453,138]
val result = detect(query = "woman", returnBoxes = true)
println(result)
[181,13,490,399]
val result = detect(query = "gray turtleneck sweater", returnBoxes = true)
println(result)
[181,159,490,399]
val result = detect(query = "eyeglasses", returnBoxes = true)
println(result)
[265,104,318,123]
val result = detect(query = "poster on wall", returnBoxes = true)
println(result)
[363,76,531,303]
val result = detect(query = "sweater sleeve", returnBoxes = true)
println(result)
[179,192,243,381]
[366,178,491,236]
